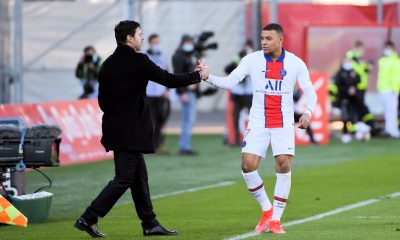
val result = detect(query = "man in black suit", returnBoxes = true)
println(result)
[74,20,208,238]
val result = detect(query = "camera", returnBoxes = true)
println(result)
[193,31,218,58]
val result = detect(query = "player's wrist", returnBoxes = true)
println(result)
[304,108,312,117]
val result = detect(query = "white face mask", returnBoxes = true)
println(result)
[182,43,194,52]
[383,49,393,57]
[342,62,353,70]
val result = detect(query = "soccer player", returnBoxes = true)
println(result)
[197,23,317,234]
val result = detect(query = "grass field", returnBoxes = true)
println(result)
[1,135,399,239]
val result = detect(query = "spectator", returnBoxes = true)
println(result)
[172,35,198,156]
[75,46,102,99]
[334,57,361,143]
[346,40,375,130]
[146,34,171,154]
[377,41,400,138]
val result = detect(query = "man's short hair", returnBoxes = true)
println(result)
[354,40,364,47]
[83,46,95,53]
[114,20,141,46]
[385,40,395,48]
[148,34,159,44]
[263,23,284,36]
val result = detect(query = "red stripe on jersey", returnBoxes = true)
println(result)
[266,62,283,80]
[265,95,283,128]
[274,196,287,202]
[249,183,264,192]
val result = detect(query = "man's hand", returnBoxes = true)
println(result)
[196,59,210,80]
[298,112,311,129]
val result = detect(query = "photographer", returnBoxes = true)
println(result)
[75,46,103,99]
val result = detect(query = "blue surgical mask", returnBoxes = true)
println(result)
[182,43,194,52]
[151,44,161,53]
[383,49,393,57]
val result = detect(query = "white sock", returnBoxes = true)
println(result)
[271,172,291,221]
[242,170,272,211]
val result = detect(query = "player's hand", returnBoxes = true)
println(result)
[298,112,311,129]
[196,59,210,80]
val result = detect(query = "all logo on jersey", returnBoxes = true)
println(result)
[265,79,282,91]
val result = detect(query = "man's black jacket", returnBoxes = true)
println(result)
[98,44,200,153]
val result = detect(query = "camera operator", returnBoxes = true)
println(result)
[75,46,103,99]
[173,35,198,156]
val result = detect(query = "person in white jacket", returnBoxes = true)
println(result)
[197,23,317,234]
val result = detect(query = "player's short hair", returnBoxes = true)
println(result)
[148,34,159,44]
[114,20,141,46]
[263,23,284,36]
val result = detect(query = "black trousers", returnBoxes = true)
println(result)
[232,94,252,144]
[82,151,158,229]
[148,97,170,150]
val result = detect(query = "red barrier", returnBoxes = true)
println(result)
[0,100,112,165]
[245,2,399,61]
[226,72,329,145]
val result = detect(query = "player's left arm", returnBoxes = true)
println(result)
[296,60,317,129]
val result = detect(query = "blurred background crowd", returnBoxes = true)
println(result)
[0,0,399,158]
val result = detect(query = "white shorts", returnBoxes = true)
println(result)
[241,127,295,158]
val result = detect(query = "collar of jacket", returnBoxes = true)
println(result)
[115,44,137,56]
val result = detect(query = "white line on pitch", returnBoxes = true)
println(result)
[152,181,235,200]
[225,191,400,240]
[117,181,235,205]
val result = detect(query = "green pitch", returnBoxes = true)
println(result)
[1,135,399,239]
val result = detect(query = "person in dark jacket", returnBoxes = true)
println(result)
[172,35,199,156]
[74,20,207,238]
[334,57,361,142]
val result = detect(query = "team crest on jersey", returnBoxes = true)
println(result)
[280,69,287,77]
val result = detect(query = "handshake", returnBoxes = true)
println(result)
[195,60,210,80]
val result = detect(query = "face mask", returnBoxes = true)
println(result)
[151,44,161,53]
[342,62,353,71]
[383,49,393,57]
[245,47,253,55]
[182,43,194,52]
[92,54,99,62]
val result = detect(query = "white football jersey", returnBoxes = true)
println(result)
[207,49,317,129]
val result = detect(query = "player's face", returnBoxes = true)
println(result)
[261,30,283,54]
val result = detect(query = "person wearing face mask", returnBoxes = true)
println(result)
[146,34,171,154]
[377,41,400,138]
[346,40,375,132]
[334,57,361,143]
[224,39,254,146]
[172,35,199,156]
[75,46,103,99]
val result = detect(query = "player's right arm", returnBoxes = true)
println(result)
[204,55,251,89]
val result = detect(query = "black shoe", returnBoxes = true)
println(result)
[143,225,178,236]
[74,217,106,238]
[179,150,198,156]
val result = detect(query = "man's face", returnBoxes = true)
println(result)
[150,37,160,47]
[129,27,144,51]
[261,30,283,54]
